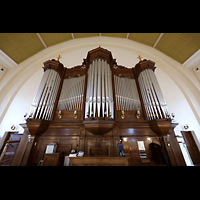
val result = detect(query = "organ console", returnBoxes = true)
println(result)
[11,46,186,166]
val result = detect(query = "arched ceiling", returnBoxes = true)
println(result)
[0,33,200,67]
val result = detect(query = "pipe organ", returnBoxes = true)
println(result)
[15,47,186,166]
[85,59,114,119]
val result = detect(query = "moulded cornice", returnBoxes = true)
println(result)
[182,49,200,69]
[0,49,18,69]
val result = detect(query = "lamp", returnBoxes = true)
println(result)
[28,134,32,142]
[121,110,125,119]
[58,110,62,119]
[74,110,78,119]
[136,108,140,119]
[184,124,189,130]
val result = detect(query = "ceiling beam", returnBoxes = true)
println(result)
[153,33,164,48]
[36,33,47,48]
[71,33,75,39]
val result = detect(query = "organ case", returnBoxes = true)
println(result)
[12,47,186,166]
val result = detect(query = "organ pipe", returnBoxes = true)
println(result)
[85,59,114,119]
[57,75,85,111]
[138,68,169,120]
[29,68,61,120]
[114,75,141,112]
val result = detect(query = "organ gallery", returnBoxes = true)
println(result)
[2,46,186,166]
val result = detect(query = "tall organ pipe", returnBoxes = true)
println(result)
[85,59,114,119]
[57,75,85,112]
[138,69,169,120]
[29,69,61,120]
[114,75,141,112]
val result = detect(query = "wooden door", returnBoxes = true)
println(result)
[0,143,19,165]
[181,131,200,165]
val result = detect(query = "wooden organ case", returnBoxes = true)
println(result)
[12,47,186,166]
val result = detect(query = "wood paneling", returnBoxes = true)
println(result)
[69,157,129,166]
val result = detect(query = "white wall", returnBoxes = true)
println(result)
[0,68,43,134]
[0,36,199,165]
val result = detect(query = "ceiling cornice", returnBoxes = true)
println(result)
[0,49,18,69]
[182,49,200,69]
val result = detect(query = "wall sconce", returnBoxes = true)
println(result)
[123,137,127,142]
[28,134,32,142]
[74,110,78,119]
[171,113,175,120]
[11,124,16,130]
[58,110,62,119]
[121,110,125,119]
[184,124,189,130]
[136,108,140,119]
[166,134,170,146]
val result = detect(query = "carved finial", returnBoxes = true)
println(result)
[137,55,142,61]
[56,55,62,61]
[99,45,102,48]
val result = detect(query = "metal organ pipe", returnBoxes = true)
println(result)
[57,75,85,112]
[29,69,50,118]
[138,69,169,120]
[85,59,114,119]
[29,69,61,120]
[114,75,141,112]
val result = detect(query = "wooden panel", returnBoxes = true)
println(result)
[0,143,19,165]
[69,157,129,166]
[182,131,200,165]
[122,137,161,166]
[43,153,64,166]
[85,136,112,156]
[31,136,79,165]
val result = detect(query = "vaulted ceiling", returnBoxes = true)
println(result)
[0,33,200,66]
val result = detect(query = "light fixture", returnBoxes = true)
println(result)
[11,124,16,130]
[136,108,140,119]
[123,137,127,142]
[184,124,189,130]
[58,110,62,119]
[28,134,32,142]
[74,110,78,119]
[147,137,151,141]
[121,110,125,119]
[171,113,175,120]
